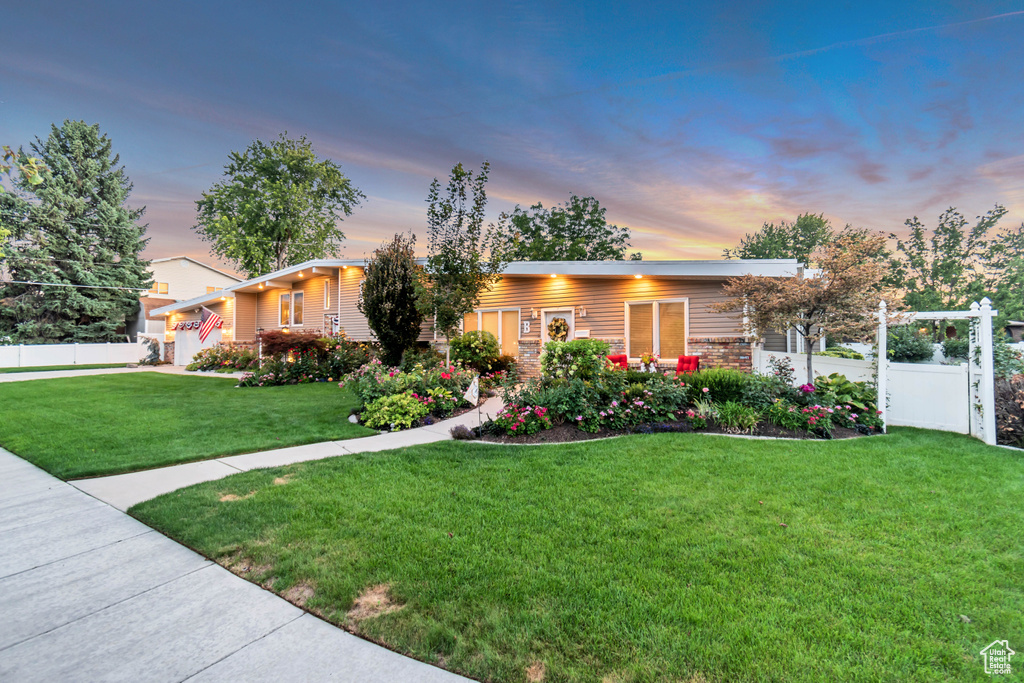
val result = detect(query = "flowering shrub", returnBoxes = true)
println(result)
[450,331,501,372]
[236,334,374,388]
[344,360,475,406]
[494,404,552,435]
[188,345,260,372]
[540,338,611,380]
[411,386,461,417]
[362,391,430,430]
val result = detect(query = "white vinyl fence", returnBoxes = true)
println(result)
[0,342,148,368]
[752,349,972,435]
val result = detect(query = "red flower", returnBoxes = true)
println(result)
[441,372,451,379]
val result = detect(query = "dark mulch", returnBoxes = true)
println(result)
[478,417,872,444]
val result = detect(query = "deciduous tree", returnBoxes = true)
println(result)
[714,233,898,383]
[358,232,423,366]
[416,162,507,360]
[723,213,833,265]
[889,206,1005,311]
[194,134,364,277]
[0,121,151,343]
[504,195,640,261]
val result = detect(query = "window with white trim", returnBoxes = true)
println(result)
[323,279,331,309]
[625,298,688,359]
[280,293,291,326]
[462,309,521,356]
[292,291,304,325]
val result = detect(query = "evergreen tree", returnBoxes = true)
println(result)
[358,232,423,366]
[0,121,151,343]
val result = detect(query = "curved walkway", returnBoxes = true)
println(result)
[72,395,505,510]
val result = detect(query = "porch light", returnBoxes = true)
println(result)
[220,296,226,301]
[282,326,290,333]
[550,273,557,278]
[298,272,304,277]
[634,274,643,279]
[258,284,264,289]
[342,265,348,270]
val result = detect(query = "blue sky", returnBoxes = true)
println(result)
[3,1,1023,271]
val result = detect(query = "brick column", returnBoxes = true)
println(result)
[687,337,753,371]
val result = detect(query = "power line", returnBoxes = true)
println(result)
[0,278,148,290]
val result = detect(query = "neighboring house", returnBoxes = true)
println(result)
[152,258,800,372]
[143,256,242,301]
[129,256,242,342]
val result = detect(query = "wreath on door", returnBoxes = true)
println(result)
[547,317,569,341]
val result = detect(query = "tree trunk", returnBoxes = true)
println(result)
[806,343,814,385]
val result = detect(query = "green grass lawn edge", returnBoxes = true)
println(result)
[130,428,1024,683]
[0,372,375,478]
[0,363,129,374]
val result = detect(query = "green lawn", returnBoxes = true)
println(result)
[0,363,127,374]
[130,429,1024,683]
[0,373,373,478]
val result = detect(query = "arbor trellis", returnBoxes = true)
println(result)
[876,298,996,444]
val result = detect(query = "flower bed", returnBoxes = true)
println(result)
[472,343,883,442]
[187,345,260,373]
[341,359,483,431]
[237,334,374,387]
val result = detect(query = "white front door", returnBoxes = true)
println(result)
[542,310,575,342]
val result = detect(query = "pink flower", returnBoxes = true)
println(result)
[575,415,583,421]
[702,387,709,393]
[441,372,451,380]
[686,409,696,418]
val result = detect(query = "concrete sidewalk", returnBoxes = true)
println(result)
[0,366,246,383]
[0,448,470,682]
[73,396,505,511]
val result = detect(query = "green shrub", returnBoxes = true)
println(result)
[541,338,611,380]
[343,359,476,406]
[362,391,429,430]
[815,346,864,360]
[812,373,877,413]
[188,345,259,372]
[450,331,501,372]
[764,400,806,432]
[716,401,761,434]
[400,345,446,372]
[741,372,797,409]
[887,326,934,363]
[992,338,1024,379]
[942,337,969,360]
[684,368,751,403]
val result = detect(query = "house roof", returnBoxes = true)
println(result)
[149,256,243,282]
[150,256,802,316]
[140,297,176,321]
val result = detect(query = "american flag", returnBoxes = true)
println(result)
[199,306,222,343]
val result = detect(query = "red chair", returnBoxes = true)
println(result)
[676,355,700,374]
[607,354,628,369]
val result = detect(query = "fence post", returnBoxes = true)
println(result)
[18,344,24,368]
[876,300,887,433]
[979,298,997,445]
[74,343,79,365]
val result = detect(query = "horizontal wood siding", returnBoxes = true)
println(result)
[473,276,743,341]
[338,266,372,340]
[763,330,787,352]
[234,292,258,341]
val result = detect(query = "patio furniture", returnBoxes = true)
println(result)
[676,355,700,374]
[607,354,628,369]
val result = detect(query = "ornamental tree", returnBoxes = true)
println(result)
[714,232,899,383]
[194,134,364,277]
[504,194,641,261]
[358,232,423,366]
[416,161,507,359]
[0,120,151,343]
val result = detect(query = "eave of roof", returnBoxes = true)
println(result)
[149,257,802,316]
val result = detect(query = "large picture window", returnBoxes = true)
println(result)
[462,309,520,356]
[625,298,688,359]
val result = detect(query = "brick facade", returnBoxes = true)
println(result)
[686,337,752,371]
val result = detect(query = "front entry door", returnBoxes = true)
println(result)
[543,310,575,342]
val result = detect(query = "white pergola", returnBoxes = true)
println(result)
[876,298,997,445]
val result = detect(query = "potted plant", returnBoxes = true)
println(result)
[640,351,660,373]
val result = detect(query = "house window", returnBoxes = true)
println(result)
[280,293,290,326]
[625,298,688,359]
[206,286,222,294]
[292,291,304,326]
[149,282,169,295]
[462,309,520,356]
[323,279,331,309]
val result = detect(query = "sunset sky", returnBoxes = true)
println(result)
[4,2,1023,273]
